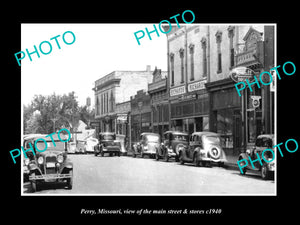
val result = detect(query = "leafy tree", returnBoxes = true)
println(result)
[24,92,82,134]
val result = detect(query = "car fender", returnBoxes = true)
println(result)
[28,163,42,175]
[238,153,252,169]
[65,161,73,169]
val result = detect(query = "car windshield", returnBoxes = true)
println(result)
[256,137,273,147]
[172,134,188,141]
[145,135,160,142]
[203,135,221,144]
[35,141,65,151]
[101,135,115,140]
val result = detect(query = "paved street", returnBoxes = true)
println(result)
[23,154,275,195]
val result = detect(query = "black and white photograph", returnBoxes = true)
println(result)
[20,23,276,195]
[5,5,300,221]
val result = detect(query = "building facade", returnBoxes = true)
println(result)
[148,67,168,137]
[130,90,151,144]
[165,25,210,134]
[93,66,153,137]
[165,24,275,155]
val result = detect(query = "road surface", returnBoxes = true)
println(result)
[23,154,275,195]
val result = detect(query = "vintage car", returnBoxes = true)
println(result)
[24,134,73,192]
[179,132,227,167]
[156,131,189,162]
[94,132,121,157]
[116,134,127,156]
[76,140,87,154]
[238,134,275,180]
[133,132,161,158]
[23,134,43,182]
[67,142,76,154]
[85,137,98,153]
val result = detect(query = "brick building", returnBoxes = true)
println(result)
[93,66,153,136]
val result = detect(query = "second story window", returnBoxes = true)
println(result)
[170,53,174,86]
[179,48,185,83]
[228,26,235,68]
[201,37,207,77]
[216,30,223,74]
[189,44,195,81]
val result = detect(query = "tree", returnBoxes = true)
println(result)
[24,92,81,134]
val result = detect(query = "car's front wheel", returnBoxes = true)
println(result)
[261,163,270,180]
[67,170,73,189]
[179,152,184,165]
[30,172,38,192]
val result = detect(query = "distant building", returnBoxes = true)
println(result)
[93,65,153,136]
[130,89,151,143]
[148,67,168,137]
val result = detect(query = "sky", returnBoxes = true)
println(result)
[21,24,168,106]
[21,24,265,107]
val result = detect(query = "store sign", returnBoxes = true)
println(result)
[170,85,186,97]
[251,96,261,108]
[188,80,206,92]
[117,114,127,123]
[230,67,255,83]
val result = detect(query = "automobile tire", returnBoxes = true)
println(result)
[238,157,247,175]
[175,155,179,162]
[179,152,184,165]
[67,170,73,189]
[30,172,38,192]
[164,153,169,162]
[193,154,200,167]
[261,163,270,180]
[155,152,159,161]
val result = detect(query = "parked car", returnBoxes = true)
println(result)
[116,134,127,156]
[76,140,87,154]
[23,134,43,182]
[85,137,98,153]
[24,134,73,192]
[179,132,227,167]
[238,134,275,180]
[156,131,189,162]
[67,142,76,154]
[133,132,161,158]
[94,132,121,157]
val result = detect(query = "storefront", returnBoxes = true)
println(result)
[206,78,243,154]
[170,89,209,134]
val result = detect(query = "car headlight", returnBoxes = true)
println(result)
[24,158,30,166]
[38,156,44,164]
[57,154,64,163]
